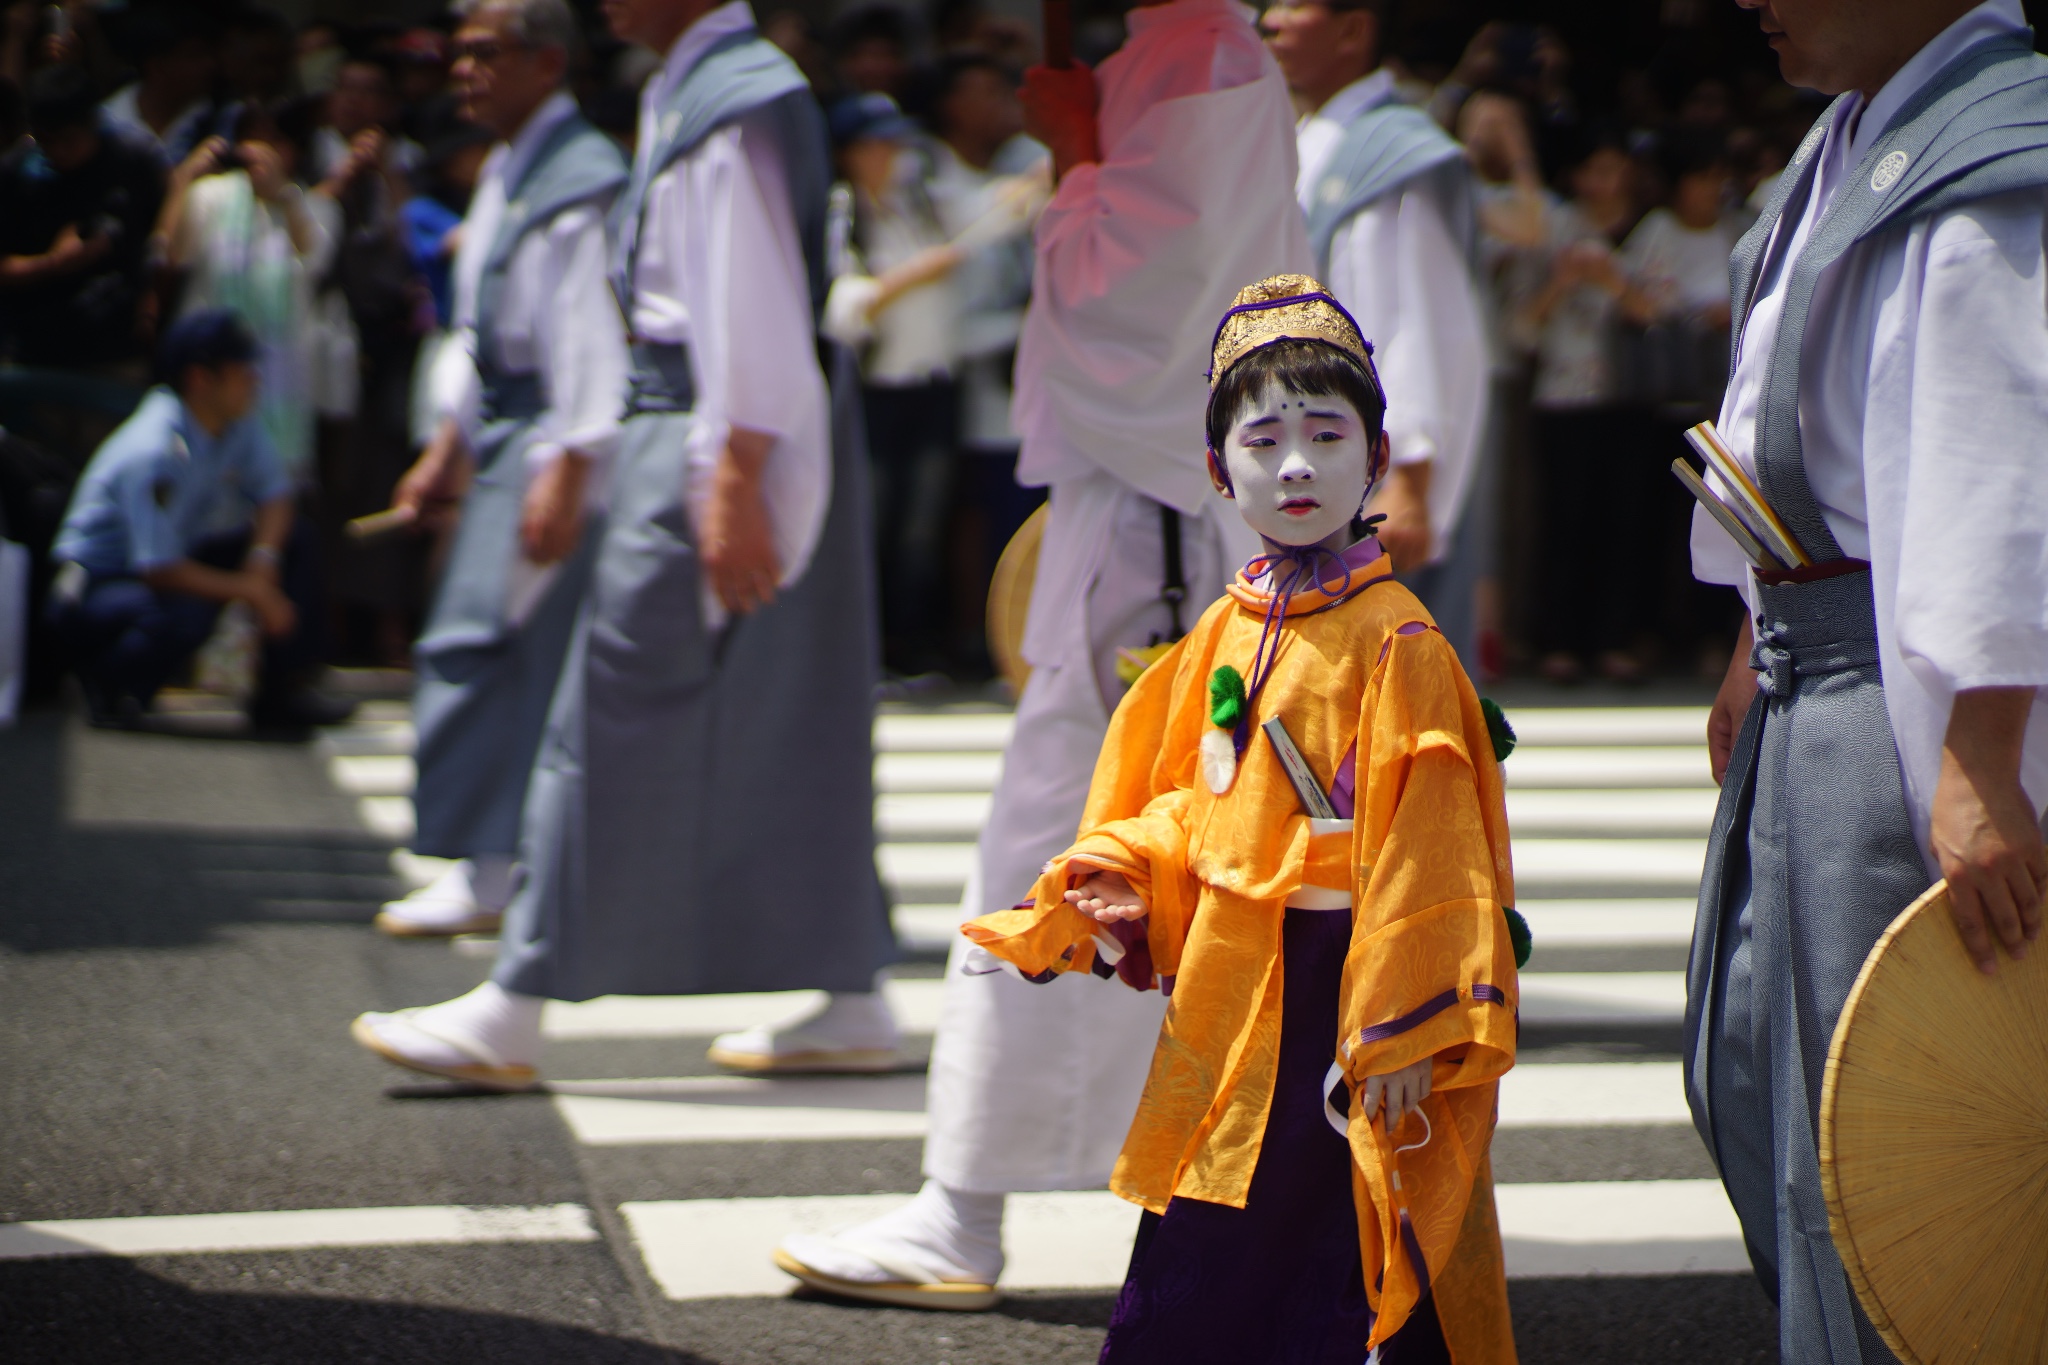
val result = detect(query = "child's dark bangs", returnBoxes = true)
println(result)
[1205,340,1384,452]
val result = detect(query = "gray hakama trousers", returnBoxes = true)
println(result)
[1684,569,1921,1365]
[493,344,895,1001]
[411,391,599,861]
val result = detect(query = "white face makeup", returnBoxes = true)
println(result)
[1219,386,1378,552]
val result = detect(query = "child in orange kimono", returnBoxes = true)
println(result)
[961,275,1522,1364]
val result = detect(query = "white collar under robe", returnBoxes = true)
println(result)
[429,91,629,488]
[1295,71,1489,561]
[628,0,832,606]
[1013,0,1311,667]
[1691,0,2048,858]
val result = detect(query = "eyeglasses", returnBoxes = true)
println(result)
[451,38,529,63]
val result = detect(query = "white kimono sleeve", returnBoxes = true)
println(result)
[1324,176,1489,558]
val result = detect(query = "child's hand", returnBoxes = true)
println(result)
[1363,1057,1434,1136]
[1064,869,1146,923]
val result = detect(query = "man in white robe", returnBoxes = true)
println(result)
[370,0,629,939]
[1262,0,1488,662]
[1688,2,2048,1360]
[352,0,899,1091]
[774,0,1311,1308]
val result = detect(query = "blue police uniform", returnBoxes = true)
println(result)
[51,387,313,716]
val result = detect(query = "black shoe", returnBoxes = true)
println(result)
[80,677,146,730]
[248,688,358,731]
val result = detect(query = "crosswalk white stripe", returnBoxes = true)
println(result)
[1519,972,1688,1022]
[876,792,992,840]
[539,969,1691,1043]
[330,753,415,795]
[1505,748,1715,789]
[546,1063,1689,1146]
[1516,899,1695,945]
[872,713,1015,751]
[541,980,949,1040]
[620,1179,1745,1299]
[0,1205,599,1260]
[1511,839,1705,891]
[358,796,416,841]
[316,700,1733,1305]
[874,752,1005,793]
[884,788,1721,841]
[1505,789,1716,837]
[882,839,1708,892]
[1504,708,1709,747]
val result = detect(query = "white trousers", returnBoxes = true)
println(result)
[922,483,1248,1193]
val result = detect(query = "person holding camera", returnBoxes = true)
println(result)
[154,101,338,480]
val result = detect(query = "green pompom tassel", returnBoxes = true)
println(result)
[1504,906,1532,969]
[1209,665,1247,729]
[1481,697,1517,763]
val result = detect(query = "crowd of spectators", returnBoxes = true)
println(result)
[0,0,1832,708]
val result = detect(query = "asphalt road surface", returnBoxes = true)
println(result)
[0,684,1780,1363]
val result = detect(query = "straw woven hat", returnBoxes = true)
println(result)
[986,503,1047,698]
[1820,880,2048,1365]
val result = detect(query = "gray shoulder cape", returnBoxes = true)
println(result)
[476,111,627,355]
[1302,98,1473,278]
[610,30,830,315]
[1735,33,2048,561]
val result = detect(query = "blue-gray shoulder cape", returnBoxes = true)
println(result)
[1733,31,2048,562]
[608,30,830,316]
[1302,99,1473,278]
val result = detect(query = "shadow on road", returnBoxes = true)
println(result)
[2,1255,714,1365]
[0,711,397,955]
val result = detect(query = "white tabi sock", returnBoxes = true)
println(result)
[782,1180,1005,1286]
[466,854,518,913]
[363,981,544,1069]
[715,979,902,1058]
[806,986,901,1050]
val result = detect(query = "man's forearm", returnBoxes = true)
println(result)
[0,251,61,285]
[143,559,261,604]
[722,426,774,481]
[1944,686,2036,782]
[1387,458,1431,506]
[250,497,293,558]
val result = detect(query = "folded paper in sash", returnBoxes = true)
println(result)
[1671,419,1814,571]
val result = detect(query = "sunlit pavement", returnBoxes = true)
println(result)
[0,677,1778,1363]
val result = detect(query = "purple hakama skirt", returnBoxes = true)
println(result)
[1098,908,1452,1365]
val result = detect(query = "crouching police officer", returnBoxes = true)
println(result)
[49,308,353,730]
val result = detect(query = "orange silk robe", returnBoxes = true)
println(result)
[963,552,1519,1361]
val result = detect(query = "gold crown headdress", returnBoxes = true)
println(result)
[1207,274,1384,408]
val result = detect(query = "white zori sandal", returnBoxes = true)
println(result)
[349,1009,538,1092]
[772,1236,1000,1312]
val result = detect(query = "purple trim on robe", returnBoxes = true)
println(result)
[1398,1209,1431,1297]
[1329,740,1357,819]
[1106,917,1157,992]
[1246,534,1386,590]
[1376,618,1439,667]
[1355,989,1461,1045]
[1355,984,1513,1048]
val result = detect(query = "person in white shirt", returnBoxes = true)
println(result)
[1687,3,2048,1362]
[361,0,901,1091]
[1261,0,1489,669]
[922,55,1048,668]
[154,102,341,482]
[773,0,1310,1310]
[341,0,628,967]
[823,92,965,674]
